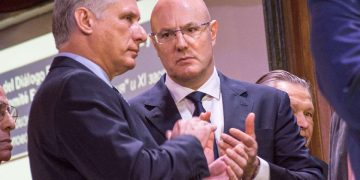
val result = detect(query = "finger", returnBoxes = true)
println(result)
[226,146,248,169]
[195,116,216,132]
[223,151,244,178]
[221,133,240,147]
[195,119,217,132]
[166,130,172,139]
[233,143,249,163]
[170,120,181,138]
[204,131,215,162]
[209,158,227,176]
[226,166,238,180]
[209,124,217,132]
[199,112,211,122]
[218,138,233,156]
[229,128,256,148]
[206,131,215,149]
[245,112,256,139]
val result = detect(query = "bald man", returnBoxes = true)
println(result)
[130,0,323,179]
[0,86,16,164]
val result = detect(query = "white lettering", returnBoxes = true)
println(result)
[8,91,29,107]
[2,78,15,94]
[15,71,46,90]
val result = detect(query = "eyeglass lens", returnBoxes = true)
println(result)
[153,21,211,44]
[0,102,18,121]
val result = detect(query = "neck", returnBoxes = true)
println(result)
[59,40,114,80]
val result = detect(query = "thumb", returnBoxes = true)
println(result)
[245,112,256,139]
[199,111,211,122]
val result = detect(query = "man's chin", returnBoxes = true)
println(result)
[305,139,310,147]
[0,151,11,161]
[123,62,136,71]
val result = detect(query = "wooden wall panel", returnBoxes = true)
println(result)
[263,0,332,162]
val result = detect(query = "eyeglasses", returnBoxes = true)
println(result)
[0,102,18,122]
[150,21,212,44]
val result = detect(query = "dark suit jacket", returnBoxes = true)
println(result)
[309,0,360,178]
[329,113,348,180]
[28,56,209,180]
[313,157,328,180]
[130,73,323,180]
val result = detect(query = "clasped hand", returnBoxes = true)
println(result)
[205,113,259,180]
[166,112,259,180]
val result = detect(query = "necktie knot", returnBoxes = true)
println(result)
[186,91,207,117]
[186,91,206,104]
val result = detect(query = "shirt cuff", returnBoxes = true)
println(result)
[253,156,270,180]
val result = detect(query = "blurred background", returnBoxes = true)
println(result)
[0,0,331,179]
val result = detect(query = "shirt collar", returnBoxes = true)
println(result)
[57,52,112,88]
[165,67,221,104]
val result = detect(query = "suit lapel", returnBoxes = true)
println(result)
[142,73,253,136]
[219,73,253,134]
[143,76,182,136]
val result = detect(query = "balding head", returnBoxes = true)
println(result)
[149,0,218,89]
[150,0,211,33]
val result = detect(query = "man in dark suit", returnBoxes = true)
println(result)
[309,0,360,178]
[130,0,323,179]
[256,70,328,178]
[27,0,231,179]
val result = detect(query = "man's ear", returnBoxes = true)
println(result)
[74,7,95,35]
[210,20,218,46]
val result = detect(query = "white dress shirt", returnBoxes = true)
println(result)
[165,68,269,180]
[165,68,224,140]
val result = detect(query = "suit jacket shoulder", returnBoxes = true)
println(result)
[28,57,209,180]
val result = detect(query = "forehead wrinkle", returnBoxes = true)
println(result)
[123,6,141,19]
[289,93,314,111]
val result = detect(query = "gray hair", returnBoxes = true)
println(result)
[256,70,312,94]
[52,0,115,49]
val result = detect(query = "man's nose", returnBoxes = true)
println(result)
[175,31,188,51]
[296,113,309,128]
[3,114,16,131]
[133,23,147,44]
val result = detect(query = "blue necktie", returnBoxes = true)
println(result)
[186,91,219,159]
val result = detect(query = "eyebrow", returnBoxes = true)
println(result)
[182,22,199,27]
[0,102,8,109]
[122,9,141,21]
[157,22,200,32]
